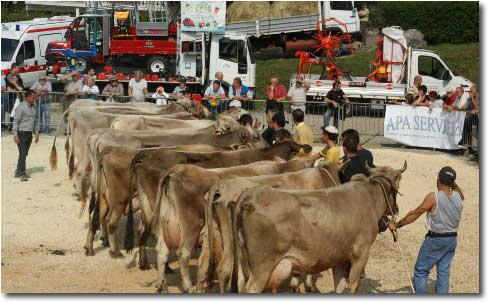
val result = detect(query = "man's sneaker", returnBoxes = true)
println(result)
[14,173,22,178]
[20,175,29,181]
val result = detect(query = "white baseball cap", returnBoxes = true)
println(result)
[322,125,338,134]
[229,100,242,108]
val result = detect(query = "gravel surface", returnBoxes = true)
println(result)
[1,132,479,293]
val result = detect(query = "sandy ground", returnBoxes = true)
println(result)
[1,132,479,293]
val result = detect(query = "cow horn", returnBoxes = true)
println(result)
[400,160,407,173]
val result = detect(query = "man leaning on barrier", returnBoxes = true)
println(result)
[61,71,83,112]
[31,74,52,133]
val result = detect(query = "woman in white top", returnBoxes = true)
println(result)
[82,77,99,100]
[152,86,169,105]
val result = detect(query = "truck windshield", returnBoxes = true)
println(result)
[1,38,20,62]
[330,1,353,10]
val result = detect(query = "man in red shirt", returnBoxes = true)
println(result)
[265,77,287,115]
[442,88,456,106]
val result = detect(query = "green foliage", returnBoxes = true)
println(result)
[255,43,479,99]
[375,2,479,44]
[1,2,52,23]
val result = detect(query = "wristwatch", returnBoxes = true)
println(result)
[395,221,403,229]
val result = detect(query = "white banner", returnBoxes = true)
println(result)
[384,105,466,150]
[181,1,226,32]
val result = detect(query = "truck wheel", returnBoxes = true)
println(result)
[75,57,91,73]
[147,56,172,74]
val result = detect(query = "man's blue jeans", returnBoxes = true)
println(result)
[413,235,457,294]
[323,107,337,128]
[40,102,51,132]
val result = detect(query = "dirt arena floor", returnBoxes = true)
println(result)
[1,132,479,293]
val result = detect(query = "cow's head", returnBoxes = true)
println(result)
[266,139,312,161]
[214,115,241,135]
[235,125,269,149]
[366,161,407,216]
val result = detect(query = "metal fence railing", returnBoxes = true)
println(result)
[0,91,478,153]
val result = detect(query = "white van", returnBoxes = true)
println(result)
[1,16,74,88]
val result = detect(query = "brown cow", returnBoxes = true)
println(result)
[198,165,341,293]
[84,127,270,257]
[128,141,314,269]
[136,158,314,293]
[230,162,406,293]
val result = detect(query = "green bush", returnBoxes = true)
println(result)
[375,2,479,45]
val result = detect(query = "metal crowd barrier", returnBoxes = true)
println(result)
[0,91,479,153]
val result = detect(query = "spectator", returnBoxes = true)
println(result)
[341,128,375,168]
[275,128,292,142]
[262,112,286,146]
[413,75,423,95]
[61,71,83,112]
[428,91,444,109]
[293,108,313,147]
[323,80,349,128]
[172,77,187,99]
[82,77,99,100]
[441,88,456,109]
[388,88,416,105]
[6,74,24,131]
[358,3,369,44]
[265,77,287,115]
[237,113,253,127]
[31,74,52,133]
[413,85,428,106]
[460,85,479,149]
[310,125,340,165]
[152,86,169,106]
[229,77,252,110]
[102,76,124,102]
[1,76,7,128]
[12,90,39,181]
[388,167,464,294]
[209,72,230,97]
[338,135,370,184]
[128,71,148,102]
[83,68,97,85]
[452,87,469,111]
[223,100,249,121]
[204,80,226,117]
[287,76,310,134]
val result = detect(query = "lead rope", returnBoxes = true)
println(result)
[373,178,415,293]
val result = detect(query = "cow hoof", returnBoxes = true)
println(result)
[155,283,168,294]
[305,286,318,293]
[184,286,196,293]
[109,251,124,259]
[289,287,299,293]
[84,247,95,256]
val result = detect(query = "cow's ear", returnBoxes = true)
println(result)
[299,144,312,153]
[273,156,286,163]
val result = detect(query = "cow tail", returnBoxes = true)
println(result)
[68,120,76,180]
[205,186,217,290]
[49,108,71,171]
[125,190,134,254]
[79,176,88,218]
[50,137,58,171]
[230,199,239,293]
[91,190,100,236]
[89,191,96,214]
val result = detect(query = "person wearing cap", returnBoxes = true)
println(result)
[31,74,52,132]
[128,71,148,102]
[229,77,252,110]
[223,99,249,122]
[204,80,226,117]
[287,76,310,115]
[310,126,340,165]
[61,70,83,112]
[102,76,124,102]
[323,80,349,128]
[152,86,169,106]
[441,87,456,108]
[172,77,187,99]
[262,112,286,146]
[388,167,464,294]
[292,108,313,148]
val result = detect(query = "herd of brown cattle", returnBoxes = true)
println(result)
[49,99,406,294]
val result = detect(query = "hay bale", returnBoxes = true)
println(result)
[227,2,272,22]
[227,1,318,22]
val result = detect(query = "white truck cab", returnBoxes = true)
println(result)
[1,16,74,87]
[177,27,256,93]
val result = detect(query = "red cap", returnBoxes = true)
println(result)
[192,94,202,102]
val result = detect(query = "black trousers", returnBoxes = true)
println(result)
[266,99,284,115]
[16,131,33,175]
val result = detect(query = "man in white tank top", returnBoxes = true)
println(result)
[388,167,464,293]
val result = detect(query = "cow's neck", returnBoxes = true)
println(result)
[371,176,395,222]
